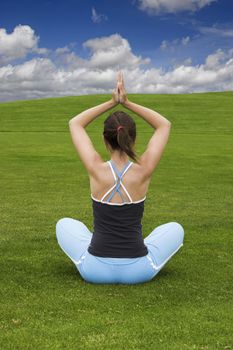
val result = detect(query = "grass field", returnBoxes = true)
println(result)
[0,92,232,349]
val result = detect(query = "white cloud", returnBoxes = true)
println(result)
[160,36,190,51]
[137,0,217,14]
[181,36,190,45]
[0,25,232,102]
[205,48,226,69]
[0,24,48,65]
[55,46,71,55]
[198,25,233,37]
[83,34,151,68]
[171,57,193,67]
[160,40,168,50]
[91,7,108,23]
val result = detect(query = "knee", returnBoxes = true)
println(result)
[55,217,88,237]
[55,217,72,238]
[170,221,185,243]
[56,217,70,229]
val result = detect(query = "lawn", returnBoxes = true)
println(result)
[0,92,232,349]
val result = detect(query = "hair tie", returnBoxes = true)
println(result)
[117,125,124,132]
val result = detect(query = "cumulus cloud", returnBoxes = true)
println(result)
[205,48,227,69]
[0,24,49,65]
[91,7,108,23]
[0,25,232,102]
[171,57,193,67]
[160,36,190,51]
[198,25,233,37]
[55,46,71,55]
[181,36,190,45]
[137,0,217,14]
[83,34,151,68]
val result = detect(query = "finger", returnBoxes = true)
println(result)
[121,71,124,86]
[118,70,121,83]
[118,85,122,94]
[114,72,118,88]
[120,71,122,83]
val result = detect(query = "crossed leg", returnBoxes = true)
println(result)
[56,218,185,282]
[56,217,92,266]
[144,221,185,276]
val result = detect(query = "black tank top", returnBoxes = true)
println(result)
[87,160,149,258]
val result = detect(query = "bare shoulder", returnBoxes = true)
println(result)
[90,160,148,182]
[89,159,151,199]
[130,161,151,183]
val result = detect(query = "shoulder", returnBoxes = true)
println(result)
[89,159,147,183]
[130,161,152,184]
[88,159,109,180]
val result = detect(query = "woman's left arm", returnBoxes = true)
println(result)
[68,98,118,175]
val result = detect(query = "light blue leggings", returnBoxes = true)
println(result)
[56,218,185,284]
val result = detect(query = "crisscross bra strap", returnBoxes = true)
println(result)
[100,160,133,203]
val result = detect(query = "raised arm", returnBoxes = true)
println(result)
[118,72,171,179]
[68,76,120,175]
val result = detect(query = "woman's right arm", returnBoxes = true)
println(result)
[122,100,171,129]
[118,71,172,179]
[123,100,171,179]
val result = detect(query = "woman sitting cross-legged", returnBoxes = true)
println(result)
[56,71,185,284]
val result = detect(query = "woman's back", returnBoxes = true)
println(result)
[90,159,151,205]
[88,159,149,257]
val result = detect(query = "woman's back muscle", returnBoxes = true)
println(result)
[89,161,151,204]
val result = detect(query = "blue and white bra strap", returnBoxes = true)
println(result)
[105,161,130,202]
[100,160,133,203]
[100,162,118,202]
[114,161,134,203]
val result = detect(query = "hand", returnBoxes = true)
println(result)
[117,71,129,105]
[111,87,119,105]
[111,72,121,104]
[111,71,129,105]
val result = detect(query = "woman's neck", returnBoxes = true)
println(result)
[109,152,129,166]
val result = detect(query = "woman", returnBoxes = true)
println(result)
[56,71,185,284]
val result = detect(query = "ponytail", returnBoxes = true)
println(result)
[103,111,139,163]
[116,126,138,162]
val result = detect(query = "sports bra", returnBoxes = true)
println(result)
[88,160,148,258]
[91,160,147,205]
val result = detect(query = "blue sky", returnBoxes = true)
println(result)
[0,0,233,101]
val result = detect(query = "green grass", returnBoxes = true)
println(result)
[0,92,232,349]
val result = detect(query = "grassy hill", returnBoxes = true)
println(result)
[0,92,232,349]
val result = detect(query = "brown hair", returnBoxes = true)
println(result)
[103,111,139,163]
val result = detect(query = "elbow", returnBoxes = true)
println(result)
[164,121,172,128]
[69,119,77,128]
